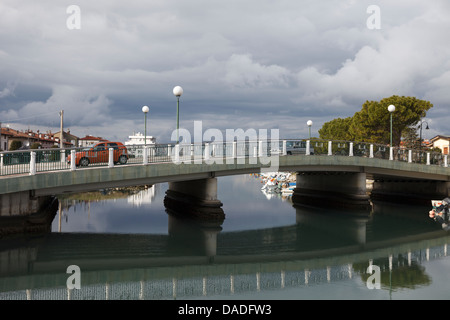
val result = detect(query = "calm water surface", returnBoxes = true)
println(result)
[1,174,449,300]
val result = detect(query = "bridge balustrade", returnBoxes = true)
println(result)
[0,139,448,177]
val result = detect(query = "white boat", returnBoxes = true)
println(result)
[261,178,280,192]
[259,172,295,195]
[430,198,450,231]
[281,182,295,196]
[124,132,156,157]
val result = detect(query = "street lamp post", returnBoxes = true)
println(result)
[307,120,313,140]
[173,86,183,144]
[142,105,149,146]
[388,105,395,146]
[418,120,429,150]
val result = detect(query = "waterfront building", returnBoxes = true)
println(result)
[124,132,156,157]
[429,135,450,155]
[78,135,107,148]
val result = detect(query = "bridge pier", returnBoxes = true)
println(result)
[291,172,372,211]
[294,205,370,245]
[164,178,225,221]
[0,192,58,236]
[370,179,450,205]
[166,213,222,257]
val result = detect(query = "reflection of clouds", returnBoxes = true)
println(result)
[127,186,156,207]
[53,201,111,234]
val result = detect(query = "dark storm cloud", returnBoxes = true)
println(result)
[0,0,449,142]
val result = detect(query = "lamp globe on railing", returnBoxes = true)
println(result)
[173,86,183,144]
[307,120,313,140]
[387,105,395,146]
[142,105,149,146]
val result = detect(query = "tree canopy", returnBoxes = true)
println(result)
[318,95,433,146]
[318,117,354,141]
[9,140,22,151]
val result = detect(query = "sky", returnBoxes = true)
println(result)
[0,0,449,144]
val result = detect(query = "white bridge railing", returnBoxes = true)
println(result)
[0,139,448,177]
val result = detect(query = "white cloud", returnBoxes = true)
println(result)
[1,86,113,128]
[294,2,450,117]
[0,82,17,98]
[223,54,290,89]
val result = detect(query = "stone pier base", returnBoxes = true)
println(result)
[164,178,225,221]
[291,172,372,211]
[0,194,58,236]
[370,179,450,205]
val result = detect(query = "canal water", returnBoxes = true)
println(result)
[0,173,449,301]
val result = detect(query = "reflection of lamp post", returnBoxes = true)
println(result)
[173,86,183,144]
[307,120,313,140]
[142,105,149,146]
[418,120,429,150]
[388,105,395,146]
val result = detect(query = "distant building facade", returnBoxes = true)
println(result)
[0,127,69,150]
[429,135,450,155]
[54,130,79,148]
[0,126,80,151]
[124,132,156,157]
[78,135,107,147]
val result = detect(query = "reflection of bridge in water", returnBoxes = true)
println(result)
[1,202,449,300]
[0,234,448,300]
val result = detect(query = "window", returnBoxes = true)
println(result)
[93,143,106,151]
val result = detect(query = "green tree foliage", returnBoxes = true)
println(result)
[318,117,354,141]
[319,96,433,146]
[30,142,42,149]
[401,126,420,149]
[9,140,22,151]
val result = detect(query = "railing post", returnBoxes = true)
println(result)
[282,140,287,156]
[253,146,257,158]
[328,141,332,156]
[150,145,155,160]
[0,154,3,172]
[369,144,374,158]
[233,141,237,158]
[143,146,148,165]
[389,147,393,160]
[258,140,263,157]
[70,150,76,171]
[30,151,36,175]
[108,148,114,168]
[408,150,412,163]
[427,152,430,165]
[445,155,448,168]
[174,144,180,163]
[349,142,354,157]
[306,140,310,155]
[60,149,65,163]
[205,143,210,161]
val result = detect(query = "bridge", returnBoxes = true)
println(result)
[0,139,449,233]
